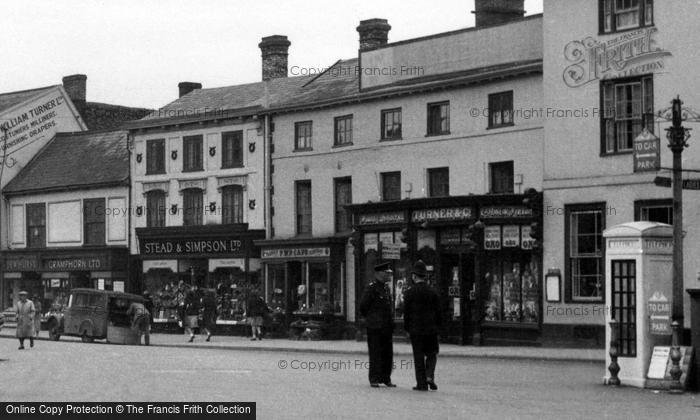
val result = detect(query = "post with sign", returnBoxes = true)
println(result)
[633,128,660,173]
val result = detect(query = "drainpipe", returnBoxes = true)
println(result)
[126,132,135,292]
[263,114,272,239]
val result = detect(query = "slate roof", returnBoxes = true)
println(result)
[81,102,151,130]
[0,85,58,114]
[2,130,129,195]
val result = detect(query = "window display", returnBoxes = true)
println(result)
[483,256,539,323]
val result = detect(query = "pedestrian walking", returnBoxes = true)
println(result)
[404,260,442,391]
[184,284,201,342]
[32,295,42,338]
[201,289,218,341]
[246,290,267,340]
[15,291,36,350]
[359,262,396,388]
[175,280,188,327]
[126,301,151,346]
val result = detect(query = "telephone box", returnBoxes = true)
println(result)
[603,222,673,388]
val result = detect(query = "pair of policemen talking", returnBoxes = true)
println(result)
[359,260,442,391]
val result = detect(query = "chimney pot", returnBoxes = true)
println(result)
[356,18,391,51]
[62,74,87,114]
[472,0,525,27]
[178,82,202,98]
[259,35,291,81]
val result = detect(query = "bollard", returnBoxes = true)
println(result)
[669,321,683,393]
[608,319,621,386]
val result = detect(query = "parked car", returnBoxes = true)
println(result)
[46,288,145,342]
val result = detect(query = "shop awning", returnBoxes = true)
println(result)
[143,260,178,273]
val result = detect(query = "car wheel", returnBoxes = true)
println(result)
[81,331,94,343]
[48,321,61,341]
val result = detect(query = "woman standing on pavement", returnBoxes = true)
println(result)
[201,289,218,342]
[184,284,201,342]
[15,291,36,349]
[246,290,267,341]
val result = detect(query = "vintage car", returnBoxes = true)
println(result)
[46,288,144,342]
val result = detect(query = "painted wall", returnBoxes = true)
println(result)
[542,0,700,328]
[130,121,264,254]
[6,187,129,249]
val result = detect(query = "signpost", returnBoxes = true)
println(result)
[653,176,700,190]
[633,129,660,172]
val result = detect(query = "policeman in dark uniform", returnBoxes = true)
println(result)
[359,262,396,388]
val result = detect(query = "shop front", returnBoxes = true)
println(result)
[348,194,542,346]
[134,225,264,330]
[255,237,348,339]
[1,248,129,315]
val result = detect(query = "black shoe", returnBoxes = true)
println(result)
[413,385,429,391]
[18,346,25,350]
[427,380,438,390]
[30,339,34,348]
[370,383,380,388]
[383,382,397,388]
[206,334,211,342]
[188,336,194,343]
[250,337,257,341]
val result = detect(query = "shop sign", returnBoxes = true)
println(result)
[4,256,40,271]
[412,207,473,223]
[480,206,533,219]
[208,258,245,271]
[521,225,534,250]
[217,175,247,188]
[440,229,461,245]
[141,239,243,255]
[382,243,401,260]
[358,212,405,226]
[448,286,460,297]
[261,247,330,259]
[648,291,671,336]
[178,179,207,191]
[142,260,178,273]
[563,27,671,88]
[483,226,502,250]
[43,257,106,271]
[502,225,520,248]
[50,279,61,288]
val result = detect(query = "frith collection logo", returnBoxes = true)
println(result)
[563,27,671,88]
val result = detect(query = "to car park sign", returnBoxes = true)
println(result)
[633,129,660,173]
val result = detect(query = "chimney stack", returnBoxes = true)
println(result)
[178,82,202,98]
[356,18,391,51]
[472,0,525,27]
[62,74,87,114]
[259,35,291,81]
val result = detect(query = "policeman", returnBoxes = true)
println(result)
[359,262,396,388]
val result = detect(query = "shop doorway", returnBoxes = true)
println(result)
[287,261,303,314]
[440,252,476,345]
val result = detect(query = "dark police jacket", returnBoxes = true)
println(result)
[403,282,442,335]
[359,280,394,332]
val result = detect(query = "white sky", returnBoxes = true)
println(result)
[1,0,543,109]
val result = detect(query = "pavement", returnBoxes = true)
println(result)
[0,327,605,363]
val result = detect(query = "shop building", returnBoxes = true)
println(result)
[127,80,276,328]
[541,0,700,346]
[263,2,545,343]
[1,130,131,312]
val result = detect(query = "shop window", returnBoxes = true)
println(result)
[566,204,605,302]
[334,115,353,146]
[427,101,450,136]
[611,260,637,357]
[146,190,166,228]
[600,0,653,33]
[83,198,105,245]
[381,108,402,140]
[602,76,654,154]
[222,185,244,224]
[26,203,46,249]
[183,135,203,172]
[334,177,352,233]
[183,188,203,226]
[381,171,401,201]
[296,181,312,235]
[428,167,449,197]
[634,199,672,225]
[483,257,539,323]
[222,131,244,169]
[308,263,330,313]
[267,264,286,312]
[146,139,165,174]
[490,161,514,194]
[294,121,313,151]
[488,91,514,128]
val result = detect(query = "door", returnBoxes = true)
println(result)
[440,253,475,344]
